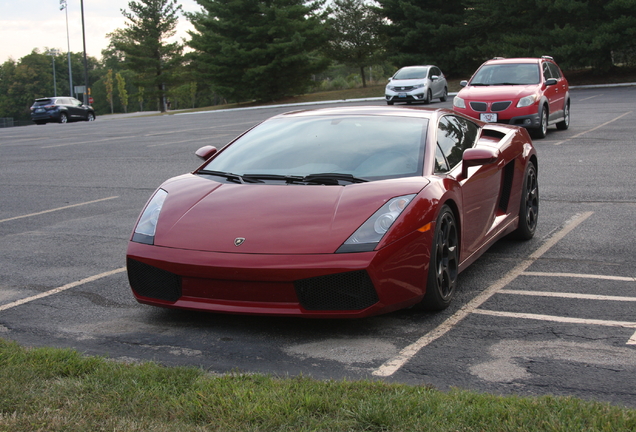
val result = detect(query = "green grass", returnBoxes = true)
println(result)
[1,339,634,431]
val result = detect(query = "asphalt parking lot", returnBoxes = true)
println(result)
[0,86,634,407]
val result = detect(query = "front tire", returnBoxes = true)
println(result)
[513,162,539,240]
[59,113,68,124]
[419,205,459,311]
[424,89,432,105]
[556,101,570,130]
[387,101,394,106]
[86,112,95,122]
[440,87,448,102]
[531,106,548,139]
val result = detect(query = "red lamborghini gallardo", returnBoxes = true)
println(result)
[127,106,538,318]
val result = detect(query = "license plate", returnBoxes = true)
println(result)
[480,113,497,122]
[35,108,45,113]
[398,93,407,98]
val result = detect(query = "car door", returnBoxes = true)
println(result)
[542,62,565,121]
[429,67,443,98]
[437,115,502,258]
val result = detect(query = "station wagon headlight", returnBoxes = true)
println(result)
[517,94,538,108]
[336,194,416,253]
[132,189,167,245]
[453,96,466,109]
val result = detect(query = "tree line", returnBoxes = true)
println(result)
[1,0,634,122]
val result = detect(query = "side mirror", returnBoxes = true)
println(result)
[545,78,558,86]
[460,80,468,87]
[388,77,393,82]
[195,145,218,160]
[461,147,499,178]
[431,75,439,81]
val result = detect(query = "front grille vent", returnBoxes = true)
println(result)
[491,101,512,111]
[470,101,487,112]
[294,270,379,311]
[127,258,182,302]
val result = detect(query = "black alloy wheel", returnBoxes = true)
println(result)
[513,162,539,240]
[420,205,459,310]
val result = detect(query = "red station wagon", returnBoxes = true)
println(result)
[453,56,570,139]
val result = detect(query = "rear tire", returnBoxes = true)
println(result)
[512,162,539,240]
[418,205,458,311]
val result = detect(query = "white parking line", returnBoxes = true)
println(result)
[372,211,594,377]
[553,111,633,145]
[0,196,119,223]
[499,289,636,302]
[522,271,635,282]
[473,309,636,329]
[0,267,126,312]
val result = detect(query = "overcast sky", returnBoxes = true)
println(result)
[0,0,201,64]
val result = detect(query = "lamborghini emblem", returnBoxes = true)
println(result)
[234,237,245,247]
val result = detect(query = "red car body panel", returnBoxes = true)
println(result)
[126,107,537,318]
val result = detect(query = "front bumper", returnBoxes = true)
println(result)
[385,89,427,103]
[126,229,432,318]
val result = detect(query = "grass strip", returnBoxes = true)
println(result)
[0,338,634,431]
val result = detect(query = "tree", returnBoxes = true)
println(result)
[324,0,384,87]
[114,0,183,112]
[187,0,330,102]
[375,0,469,74]
[116,72,129,112]
[105,69,114,114]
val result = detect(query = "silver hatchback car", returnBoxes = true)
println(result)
[385,65,448,105]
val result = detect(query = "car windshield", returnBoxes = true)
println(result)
[393,67,429,80]
[470,64,540,85]
[202,115,428,181]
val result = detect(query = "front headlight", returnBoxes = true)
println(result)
[413,84,425,89]
[132,189,167,245]
[517,94,538,108]
[453,96,466,109]
[336,194,416,253]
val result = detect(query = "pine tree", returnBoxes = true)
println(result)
[324,0,384,88]
[115,0,183,112]
[187,0,329,102]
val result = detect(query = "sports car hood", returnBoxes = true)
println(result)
[152,174,429,254]
[458,84,539,101]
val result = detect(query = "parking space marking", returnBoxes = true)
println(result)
[553,111,633,145]
[372,211,594,377]
[42,136,138,148]
[473,309,636,330]
[579,95,602,102]
[0,196,119,223]
[522,271,635,282]
[499,289,636,302]
[0,267,126,312]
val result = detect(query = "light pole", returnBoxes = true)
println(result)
[47,49,60,97]
[80,0,89,105]
[60,0,73,98]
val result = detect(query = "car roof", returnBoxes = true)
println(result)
[482,57,553,66]
[276,106,449,121]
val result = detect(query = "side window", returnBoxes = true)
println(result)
[435,145,450,173]
[542,62,552,80]
[547,62,561,79]
[436,115,479,170]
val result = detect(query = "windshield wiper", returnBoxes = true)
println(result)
[241,174,305,184]
[197,169,263,184]
[302,173,369,185]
